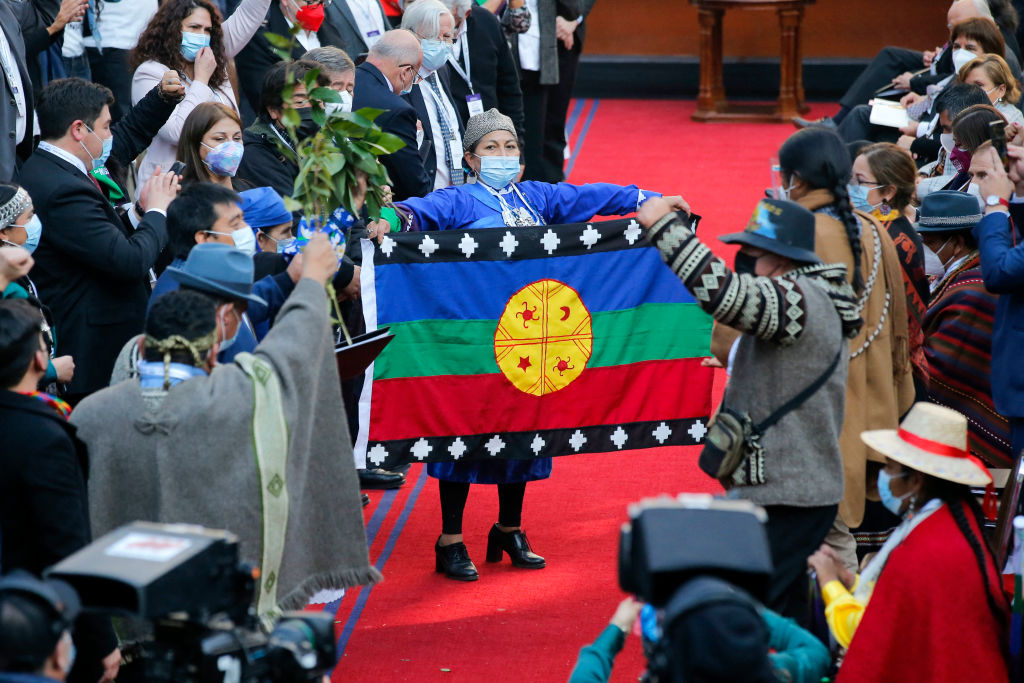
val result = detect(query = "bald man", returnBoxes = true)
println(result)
[353,29,432,200]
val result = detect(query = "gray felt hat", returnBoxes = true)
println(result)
[463,108,517,151]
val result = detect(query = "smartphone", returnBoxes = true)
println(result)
[169,161,186,176]
[990,120,1009,170]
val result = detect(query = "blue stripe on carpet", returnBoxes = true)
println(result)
[565,98,586,141]
[320,486,401,615]
[565,99,599,179]
[333,466,429,662]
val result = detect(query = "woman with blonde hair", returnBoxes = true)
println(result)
[959,52,1024,126]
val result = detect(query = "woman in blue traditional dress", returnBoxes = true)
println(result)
[374,109,687,581]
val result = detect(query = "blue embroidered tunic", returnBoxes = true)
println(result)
[396,179,661,484]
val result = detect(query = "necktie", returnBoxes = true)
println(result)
[88,173,103,194]
[426,74,463,186]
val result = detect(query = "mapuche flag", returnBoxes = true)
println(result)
[354,218,714,470]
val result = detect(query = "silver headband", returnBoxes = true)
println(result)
[0,188,31,229]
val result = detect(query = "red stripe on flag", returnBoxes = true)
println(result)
[370,358,714,440]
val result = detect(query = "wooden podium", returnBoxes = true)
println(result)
[690,0,815,123]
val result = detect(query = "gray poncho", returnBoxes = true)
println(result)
[73,279,380,611]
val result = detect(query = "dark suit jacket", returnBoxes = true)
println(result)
[235,3,346,122]
[508,0,581,85]
[404,69,464,186]
[324,0,390,62]
[0,0,34,182]
[19,149,168,395]
[0,389,117,677]
[447,6,525,140]
[353,61,431,200]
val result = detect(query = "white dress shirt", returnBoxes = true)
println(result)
[518,0,541,72]
[346,0,387,49]
[285,18,321,52]
[38,140,89,176]
[417,74,463,190]
[0,27,27,144]
[82,0,158,50]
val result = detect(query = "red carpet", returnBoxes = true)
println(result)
[331,99,834,682]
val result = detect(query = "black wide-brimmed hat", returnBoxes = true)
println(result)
[167,243,266,306]
[720,198,821,264]
[915,190,984,232]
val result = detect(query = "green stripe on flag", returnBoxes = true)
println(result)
[374,303,712,380]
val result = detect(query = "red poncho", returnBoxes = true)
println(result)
[838,505,1008,682]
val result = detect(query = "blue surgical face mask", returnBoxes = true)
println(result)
[180,31,211,61]
[475,154,520,189]
[398,66,415,95]
[18,215,42,253]
[420,39,453,73]
[258,229,295,254]
[847,183,883,213]
[877,469,912,516]
[81,125,112,171]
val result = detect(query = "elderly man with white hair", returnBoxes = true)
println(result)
[795,0,1021,129]
[401,0,466,191]
[436,0,527,140]
[352,29,430,200]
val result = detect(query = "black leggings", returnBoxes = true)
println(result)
[438,481,527,535]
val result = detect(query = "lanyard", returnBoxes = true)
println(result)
[447,33,473,94]
[350,0,385,33]
[0,32,25,117]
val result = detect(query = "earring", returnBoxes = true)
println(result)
[880,199,891,215]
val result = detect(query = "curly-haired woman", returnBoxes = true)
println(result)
[130,0,271,193]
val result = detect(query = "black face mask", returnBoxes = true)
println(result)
[296,107,321,140]
[734,251,759,275]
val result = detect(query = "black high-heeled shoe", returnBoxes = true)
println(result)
[435,537,479,581]
[485,524,546,569]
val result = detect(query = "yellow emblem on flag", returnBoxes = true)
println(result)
[494,279,593,396]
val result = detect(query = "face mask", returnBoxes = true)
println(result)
[325,90,353,117]
[952,48,978,74]
[475,154,519,189]
[847,183,883,212]
[734,251,759,275]
[949,146,971,172]
[774,179,796,200]
[259,230,295,254]
[14,215,43,253]
[877,469,912,516]
[966,181,986,210]
[922,243,946,278]
[180,31,211,62]
[218,306,240,353]
[397,67,415,96]
[231,227,256,255]
[296,107,321,140]
[61,633,76,675]
[80,125,112,171]
[294,2,325,32]
[940,133,955,155]
[420,39,453,73]
[201,140,244,177]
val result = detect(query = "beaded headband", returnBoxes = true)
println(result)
[0,188,31,229]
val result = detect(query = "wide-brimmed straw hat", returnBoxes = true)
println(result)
[860,402,992,487]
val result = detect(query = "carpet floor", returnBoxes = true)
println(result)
[330,98,834,682]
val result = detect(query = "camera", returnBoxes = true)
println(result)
[46,522,335,683]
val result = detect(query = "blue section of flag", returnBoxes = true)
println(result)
[374,245,696,324]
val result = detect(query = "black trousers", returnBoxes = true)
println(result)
[840,46,924,111]
[438,480,528,535]
[520,68,554,182]
[837,104,902,145]
[87,47,133,123]
[540,38,583,182]
[762,503,839,626]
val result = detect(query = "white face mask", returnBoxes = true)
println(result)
[940,133,955,155]
[966,182,985,211]
[923,243,946,279]
[952,48,979,74]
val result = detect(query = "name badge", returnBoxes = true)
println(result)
[367,29,380,38]
[466,93,484,117]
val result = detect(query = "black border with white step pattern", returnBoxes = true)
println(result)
[373,214,701,265]
[364,417,709,470]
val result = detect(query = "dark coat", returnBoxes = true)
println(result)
[324,0,390,62]
[0,0,34,182]
[403,68,464,186]
[446,5,526,139]
[353,61,431,200]
[508,0,582,85]
[235,3,347,122]
[237,116,300,199]
[0,390,117,678]
[103,83,180,202]
[19,149,168,396]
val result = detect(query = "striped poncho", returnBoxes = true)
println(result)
[923,253,1012,468]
